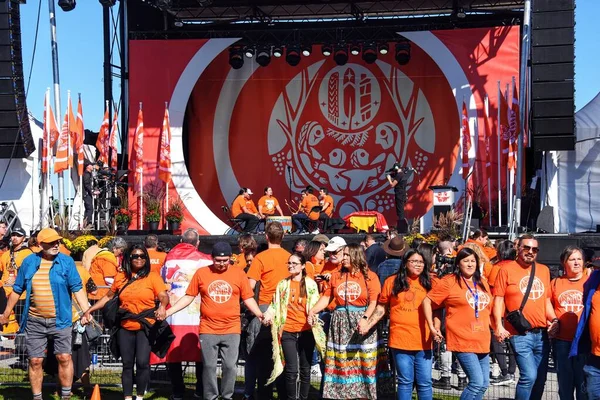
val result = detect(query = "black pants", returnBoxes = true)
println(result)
[168,362,203,397]
[491,333,517,375]
[281,330,315,400]
[83,195,93,225]
[118,329,151,397]
[249,324,286,400]
[238,213,259,232]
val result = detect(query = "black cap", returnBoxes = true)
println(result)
[211,242,232,257]
[10,227,26,237]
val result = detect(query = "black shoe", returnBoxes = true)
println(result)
[457,377,468,390]
[491,373,515,386]
[432,376,451,390]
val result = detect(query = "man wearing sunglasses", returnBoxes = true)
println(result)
[492,234,559,400]
[0,228,89,400]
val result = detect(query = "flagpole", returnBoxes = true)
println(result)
[164,102,169,228]
[504,84,511,223]
[78,93,84,229]
[496,81,502,227]
[485,95,492,227]
[139,102,143,230]
[67,91,73,228]
[42,89,50,228]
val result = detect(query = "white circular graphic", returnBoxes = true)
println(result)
[336,281,362,302]
[207,280,233,304]
[465,290,491,311]
[558,290,584,313]
[519,276,545,300]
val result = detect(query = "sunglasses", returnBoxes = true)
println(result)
[130,254,145,260]
[47,240,60,247]
[521,245,540,254]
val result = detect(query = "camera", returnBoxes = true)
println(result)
[435,255,456,278]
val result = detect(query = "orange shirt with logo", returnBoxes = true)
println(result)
[283,280,310,332]
[379,275,431,351]
[323,270,381,308]
[147,249,167,275]
[231,195,258,217]
[589,290,600,356]
[258,195,280,216]
[427,275,492,353]
[551,275,588,341]
[493,261,551,335]
[111,272,167,331]
[301,194,320,220]
[246,247,291,305]
[186,265,254,334]
[321,195,335,217]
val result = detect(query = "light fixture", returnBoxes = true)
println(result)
[229,47,244,70]
[321,45,332,57]
[350,44,360,56]
[378,43,389,55]
[173,19,184,28]
[333,45,348,66]
[256,47,271,67]
[301,45,312,57]
[58,0,76,11]
[244,47,255,59]
[456,7,466,18]
[273,47,283,58]
[286,46,301,67]
[362,43,377,64]
[395,41,411,65]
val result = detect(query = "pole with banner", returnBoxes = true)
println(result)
[484,95,492,226]
[158,102,172,227]
[496,81,502,227]
[133,102,144,230]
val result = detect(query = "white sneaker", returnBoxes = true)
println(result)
[311,229,320,234]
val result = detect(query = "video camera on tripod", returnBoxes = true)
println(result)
[434,255,456,278]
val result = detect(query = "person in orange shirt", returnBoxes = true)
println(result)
[550,246,587,400]
[318,187,334,232]
[231,234,258,271]
[363,249,432,400]
[424,247,493,400]
[302,241,326,279]
[308,243,381,400]
[292,188,320,234]
[144,234,167,275]
[231,188,261,233]
[465,229,498,262]
[492,234,559,400]
[257,186,284,217]
[461,242,493,282]
[162,242,264,400]
[88,237,127,300]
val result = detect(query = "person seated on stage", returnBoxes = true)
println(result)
[231,188,263,233]
[292,188,320,234]
[319,187,335,232]
[258,187,284,218]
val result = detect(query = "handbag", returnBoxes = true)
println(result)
[505,262,536,335]
[72,295,103,342]
[102,277,137,330]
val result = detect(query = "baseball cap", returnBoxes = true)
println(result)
[324,236,347,252]
[312,234,329,245]
[10,227,26,237]
[246,188,253,195]
[37,228,63,244]
[212,242,233,257]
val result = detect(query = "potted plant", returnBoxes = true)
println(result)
[165,199,184,231]
[143,183,164,231]
[144,208,161,231]
[115,208,131,232]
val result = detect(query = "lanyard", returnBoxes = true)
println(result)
[462,277,479,319]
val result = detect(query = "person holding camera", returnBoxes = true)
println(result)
[492,234,559,400]
[386,163,413,233]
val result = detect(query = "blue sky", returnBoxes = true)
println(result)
[20,1,599,132]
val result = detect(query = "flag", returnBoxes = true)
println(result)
[96,107,109,165]
[109,110,119,170]
[42,94,60,174]
[54,110,72,174]
[75,96,85,175]
[132,107,144,189]
[499,88,510,165]
[508,80,520,171]
[461,100,471,180]
[484,95,492,178]
[158,106,172,184]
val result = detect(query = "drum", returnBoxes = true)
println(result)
[266,216,292,232]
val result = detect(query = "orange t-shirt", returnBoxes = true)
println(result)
[493,261,551,335]
[111,272,166,331]
[246,247,291,305]
[301,194,320,220]
[231,195,258,217]
[258,195,280,216]
[483,262,494,282]
[379,275,431,351]
[427,275,492,353]
[186,265,254,334]
[231,253,248,270]
[487,260,512,288]
[305,259,325,280]
[551,275,588,341]
[283,280,310,333]
[147,249,167,275]
[89,250,119,300]
[323,270,381,308]
[589,290,600,356]
[321,195,334,217]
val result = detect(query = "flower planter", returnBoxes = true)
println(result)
[168,221,180,231]
[148,221,159,231]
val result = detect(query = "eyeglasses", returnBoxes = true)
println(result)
[214,259,230,265]
[521,245,540,254]
[287,261,302,266]
[130,254,145,260]
[46,240,60,247]
[407,260,425,265]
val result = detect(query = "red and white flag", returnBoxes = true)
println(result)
[109,110,119,170]
[75,96,85,175]
[132,106,144,190]
[484,95,492,178]
[54,99,75,174]
[158,106,172,184]
[508,80,520,171]
[499,88,510,165]
[42,93,60,174]
[461,100,471,180]
[96,107,110,165]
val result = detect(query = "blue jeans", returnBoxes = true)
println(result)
[509,330,550,400]
[455,353,489,400]
[584,358,600,400]
[391,348,432,400]
[554,339,587,400]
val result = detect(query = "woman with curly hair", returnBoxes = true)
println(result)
[308,243,381,399]
[302,240,326,279]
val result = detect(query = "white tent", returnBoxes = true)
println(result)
[541,92,600,233]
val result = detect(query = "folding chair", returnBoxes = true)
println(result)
[221,206,244,235]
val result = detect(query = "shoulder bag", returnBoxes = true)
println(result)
[504,262,536,335]
[102,277,137,330]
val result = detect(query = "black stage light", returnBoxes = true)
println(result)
[58,0,76,11]
[273,47,283,58]
[321,45,332,57]
[378,43,389,55]
[286,46,301,67]
[244,47,255,59]
[333,45,348,66]
[350,44,360,56]
[99,0,117,6]
[229,47,244,70]
[256,48,271,67]
[301,45,312,57]
[395,41,411,65]
[362,43,377,64]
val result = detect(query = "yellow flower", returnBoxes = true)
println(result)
[98,236,114,248]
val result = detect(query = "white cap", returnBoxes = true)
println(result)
[324,236,347,252]
[246,188,253,195]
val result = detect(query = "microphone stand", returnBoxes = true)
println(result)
[287,166,293,202]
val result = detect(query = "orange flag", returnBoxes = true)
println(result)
[484,95,492,179]
[499,88,510,166]
[109,110,119,170]
[508,80,520,171]
[75,96,85,175]
[54,102,74,174]
[132,106,144,190]
[96,107,109,165]
[42,93,60,174]
[158,106,172,184]
[461,100,471,180]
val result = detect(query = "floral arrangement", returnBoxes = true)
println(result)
[145,209,161,223]
[62,238,73,251]
[165,199,184,223]
[66,235,98,253]
[115,208,132,225]
[98,236,114,248]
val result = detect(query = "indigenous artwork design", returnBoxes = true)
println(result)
[519,276,546,301]
[557,290,584,314]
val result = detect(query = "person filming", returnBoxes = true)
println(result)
[386,163,413,233]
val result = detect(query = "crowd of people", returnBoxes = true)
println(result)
[0,221,599,400]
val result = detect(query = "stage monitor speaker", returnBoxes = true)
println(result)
[530,0,575,151]
[0,1,33,159]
